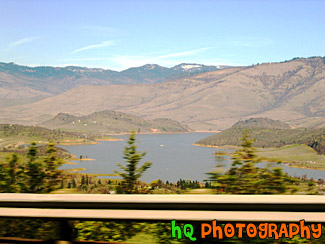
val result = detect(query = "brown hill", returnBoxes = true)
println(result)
[0,62,221,107]
[1,57,324,130]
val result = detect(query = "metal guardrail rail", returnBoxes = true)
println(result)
[0,194,324,243]
[0,194,324,222]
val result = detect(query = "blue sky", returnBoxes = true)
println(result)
[1,0,324,70]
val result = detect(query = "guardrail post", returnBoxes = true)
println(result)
[57,220,74,244]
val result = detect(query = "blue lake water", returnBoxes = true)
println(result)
[59,133,324,182]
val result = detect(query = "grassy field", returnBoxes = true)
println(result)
[216,144,325,170]
[256,144,325,170]
[0,124,120,151]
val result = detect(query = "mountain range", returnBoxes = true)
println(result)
[0,57,324,131]
[0,62,223,108]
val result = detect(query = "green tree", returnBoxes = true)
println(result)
[74,221,137,242]
[0,142,63,193]
[7,154,19,190]
[80,175,85,186]
[19,142,46,193]
[0,153,19,192]
[72,178,77,188]
[114,131,152,193]
[86,174,89,185]
[43,142,63,192]
[207,130,292,194]
[0,142,63,240]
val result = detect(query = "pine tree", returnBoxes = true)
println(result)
[72,178,77,188]
[7,154,19,192]
[208,130,292,194]
[115,131,152,193]
[43,142,63,192]
[81,175,85,186]
[0,142,63,193]
[0,154,19,192]
[21,142,46,193]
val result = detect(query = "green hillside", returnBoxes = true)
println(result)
[0,124,115,149]
[40,110,192,134]
[256,144,325,170]
[231,117,291,129]
[196,118,325,155]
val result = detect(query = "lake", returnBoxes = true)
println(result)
[60,133,325,182]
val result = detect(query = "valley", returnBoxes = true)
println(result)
[0,57,324,178]
[2,1,325,243]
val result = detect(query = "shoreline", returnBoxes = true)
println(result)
[105,130,217,136]
[193,143,219,148]
[260,157,325,170]
[58,141,98,146]
[193,144,325,171]
[96,138,123,141]
[282,162,325,171]
[70,154,95,161]
[58,137,123,145]
[106,131,191,136]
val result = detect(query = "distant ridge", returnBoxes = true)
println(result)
[0,62,223,108]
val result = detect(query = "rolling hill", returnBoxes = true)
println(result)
[196,117,325,156]
[0,57,324,130]
[40,110,192,134]
[230,117,291,129]
[0,124,106,148]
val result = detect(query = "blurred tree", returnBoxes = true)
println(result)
[207,130,293,194]
[0,142,63,193]
[0,142,64,239]
[74,221,137,243]
[43,142,63,192]
[115,131,152,193]
[80,175,85,186]
[0,153,19,192]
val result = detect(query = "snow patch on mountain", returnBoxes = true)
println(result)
[179,64,202,70]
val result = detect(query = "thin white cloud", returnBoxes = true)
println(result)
[5,36,40,51]
[71,41,116,54]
